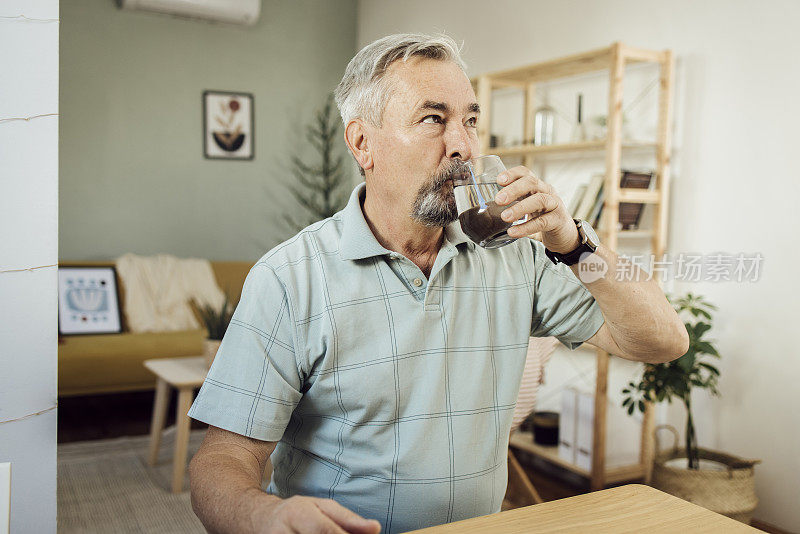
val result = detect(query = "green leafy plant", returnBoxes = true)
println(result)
[285,94,350,232]
[194,294,235,341]
[621,292,721,469]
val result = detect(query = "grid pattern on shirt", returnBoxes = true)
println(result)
[188,183,604,534]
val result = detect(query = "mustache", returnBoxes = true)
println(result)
[431,159,471,190]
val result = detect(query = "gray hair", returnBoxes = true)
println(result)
[334,33,468,129]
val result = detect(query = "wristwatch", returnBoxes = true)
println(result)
[545,219,600,266]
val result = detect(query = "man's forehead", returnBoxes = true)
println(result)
[385,57,478,113]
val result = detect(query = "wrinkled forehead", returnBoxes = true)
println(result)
[383,57,478,116]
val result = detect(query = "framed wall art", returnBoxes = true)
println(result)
[58,266,123,335]
[203,90,254,160]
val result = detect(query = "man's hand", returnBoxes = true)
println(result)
[190,427,381,534]
[493,165,581,254]
[252,495,382,534]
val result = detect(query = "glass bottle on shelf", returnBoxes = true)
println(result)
[533,96,555,146]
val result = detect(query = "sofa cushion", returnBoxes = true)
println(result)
[58,329,205,396]
[210,261,252,303]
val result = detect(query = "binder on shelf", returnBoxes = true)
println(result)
[558,387,578,464]
[618,169,655,230]
[575,389,595,472]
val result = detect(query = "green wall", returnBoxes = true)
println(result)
[60,0,358,261]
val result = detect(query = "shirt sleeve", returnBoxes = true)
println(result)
[528,239,605,350]
[188,262,303,441]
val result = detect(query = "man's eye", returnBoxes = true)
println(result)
[422,115,444,124]
[466,117,478,127]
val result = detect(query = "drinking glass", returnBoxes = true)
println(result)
[452,155,529,249]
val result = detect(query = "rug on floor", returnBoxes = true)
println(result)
[58,426,207,533]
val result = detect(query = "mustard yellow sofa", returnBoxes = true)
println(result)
[58,260,252,397]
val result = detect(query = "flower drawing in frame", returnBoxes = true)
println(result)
[203,91,254,160]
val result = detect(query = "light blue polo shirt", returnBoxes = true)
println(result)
[188,182,604,533]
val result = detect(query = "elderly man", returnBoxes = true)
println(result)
[188,34,688,534]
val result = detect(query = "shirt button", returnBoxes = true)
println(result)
[413,278,423,287]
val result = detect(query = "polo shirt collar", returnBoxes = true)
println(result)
[339,183,392,260]
[339,182,475,261]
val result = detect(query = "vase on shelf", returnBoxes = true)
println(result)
[533,95,555,146]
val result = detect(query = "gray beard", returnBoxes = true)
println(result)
[410,160,467,227]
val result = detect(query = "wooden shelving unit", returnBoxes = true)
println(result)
[474,42,674,491]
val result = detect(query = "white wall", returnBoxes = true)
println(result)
[358,0,800,530]
[0,1,59,532]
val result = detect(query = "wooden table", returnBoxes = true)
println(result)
[144,356,207,493]
[408,484,759,533]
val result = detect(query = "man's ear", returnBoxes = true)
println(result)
[344,119,374,172]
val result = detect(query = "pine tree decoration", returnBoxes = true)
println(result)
[286,94,351,232]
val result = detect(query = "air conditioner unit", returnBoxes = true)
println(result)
[117,0,261,26]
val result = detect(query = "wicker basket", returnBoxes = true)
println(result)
[651,425,760,524]
[203,339,221,369]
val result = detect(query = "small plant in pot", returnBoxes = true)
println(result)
[194,294,235,368]
[621,292,760,524]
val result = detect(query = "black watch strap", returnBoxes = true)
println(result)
[544,220,597,266]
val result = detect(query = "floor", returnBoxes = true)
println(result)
[57,390,585,503]
[57,389,207,444]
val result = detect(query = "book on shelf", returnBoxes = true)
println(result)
[587,183,604,228]
[567,183,588,217]
[573,174,603,221]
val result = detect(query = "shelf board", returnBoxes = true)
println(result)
[483,45,614,84]
[490,140,656,158]
[617,229,654,239]
[474,43,667,85]
[509,431,647,484]
[619,189,660,203]
[509,431,589,478]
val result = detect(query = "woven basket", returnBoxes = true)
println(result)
[651,425,760,524]
[203,339,221,369]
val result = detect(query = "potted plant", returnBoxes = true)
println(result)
[621,292,759,524]
[284,94,351,234]
[194,294,235,368]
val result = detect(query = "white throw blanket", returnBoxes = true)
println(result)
[511,336,560,432]
[115,253,225,333]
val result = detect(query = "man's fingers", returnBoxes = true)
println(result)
[315,499,381,534]
[290,504,348,534]
[495,167,552,205]
[500,193,559,223]
[507,211,562,238]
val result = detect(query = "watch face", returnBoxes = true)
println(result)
[578,220,600,247]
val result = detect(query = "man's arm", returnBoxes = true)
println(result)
[493,166,688,364]
[189,426,381,534]
[576,245,689,364]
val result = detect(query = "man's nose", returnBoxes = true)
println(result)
[445,122,474,161]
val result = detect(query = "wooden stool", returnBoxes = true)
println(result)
[144,356,207,493]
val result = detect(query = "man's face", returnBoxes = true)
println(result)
[366,57,480,227]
